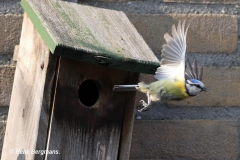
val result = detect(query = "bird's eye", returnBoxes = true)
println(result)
[195,84,200,88]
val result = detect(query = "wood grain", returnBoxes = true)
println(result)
[46,58,138,159]
[1,13,58,160]
[21,0,159,74]
[118,72,139,160]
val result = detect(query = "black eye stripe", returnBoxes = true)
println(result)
[195,84,201,88]
[189,83,202,89]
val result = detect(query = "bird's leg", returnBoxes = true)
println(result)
[138,91,152,112]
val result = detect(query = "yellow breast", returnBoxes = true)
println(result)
[166,80,189,99]
[149,78,189,101]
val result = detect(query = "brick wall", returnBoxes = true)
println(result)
[1,0,240,159]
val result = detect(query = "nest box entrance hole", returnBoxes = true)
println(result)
[78,80,100,107]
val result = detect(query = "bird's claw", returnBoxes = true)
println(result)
[138,100,150,112]
[139,100,148,107]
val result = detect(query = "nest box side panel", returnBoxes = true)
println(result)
[1,13,58,159]
[46,57,138,160]
[118,71,139,160]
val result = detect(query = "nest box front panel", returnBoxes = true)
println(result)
[47,57,133,159]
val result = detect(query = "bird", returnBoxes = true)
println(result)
[113,20,206,112]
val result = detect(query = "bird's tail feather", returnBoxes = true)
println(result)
[113,85,138,92]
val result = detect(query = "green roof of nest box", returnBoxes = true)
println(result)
[21,0,160,74]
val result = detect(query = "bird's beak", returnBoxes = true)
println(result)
[202,87,207,91]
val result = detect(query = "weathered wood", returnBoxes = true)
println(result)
[45,58,138,159]
[118,72,139,160]
[21,0,159,74]
[1,13,58,160]
[4,1,145,159]
[2,12,138,160]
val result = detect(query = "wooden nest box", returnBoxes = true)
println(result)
[2,0,159,159]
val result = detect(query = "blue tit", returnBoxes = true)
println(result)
[113,20,206,112]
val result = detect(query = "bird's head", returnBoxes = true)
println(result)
[186,79,206,96]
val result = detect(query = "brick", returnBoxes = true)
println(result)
[127,14,238,54]
[0,121,6,156]
[0,15,23,55]
[130,120,238,159]
[0,65,15,107]
[163,0,240,4]
[136,67,240,107]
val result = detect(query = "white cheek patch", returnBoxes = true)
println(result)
[187,80,192,84]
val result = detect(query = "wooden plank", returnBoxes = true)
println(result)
[1,13,58,160]
[45,58,138,159]
[21,0,159,74]
[118,72,139,160]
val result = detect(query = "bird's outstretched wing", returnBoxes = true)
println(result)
[185,59,203,81]
[154,20,189,80]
